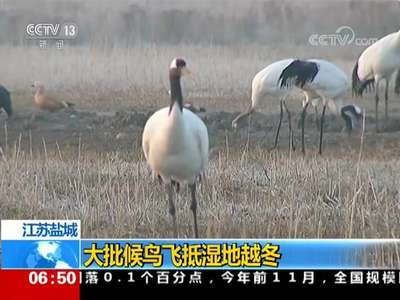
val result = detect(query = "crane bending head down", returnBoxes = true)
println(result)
[232,59,362,133]
[232,59,298,129]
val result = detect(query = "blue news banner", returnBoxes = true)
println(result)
[1,220,400,289]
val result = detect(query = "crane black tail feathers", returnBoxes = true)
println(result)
[0,85,13,117]
[351,60,375,97]
[278,59,319,89]
[395,69,400,95]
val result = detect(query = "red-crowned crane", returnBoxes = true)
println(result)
[352,29,400,131]
[142,58,209,238]
[232,59,362,154]
[279,58,362,155]
[232,59,320,150]
[0,85,13,117]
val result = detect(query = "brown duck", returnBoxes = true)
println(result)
[33,81,74,112]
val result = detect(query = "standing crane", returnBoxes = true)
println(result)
[142,58,209,238]
[352,30,400,131]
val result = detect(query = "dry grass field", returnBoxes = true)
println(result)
[0,44,399,253]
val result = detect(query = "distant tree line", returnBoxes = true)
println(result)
[0,0,399,46]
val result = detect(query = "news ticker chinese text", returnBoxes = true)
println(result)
[1,220,399,296]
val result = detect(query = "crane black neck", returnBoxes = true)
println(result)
[169,69,183,114]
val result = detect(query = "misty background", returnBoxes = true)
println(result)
[0,0,399,46]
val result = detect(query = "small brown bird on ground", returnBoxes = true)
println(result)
[32,81,74,112]
[27,81,75,128]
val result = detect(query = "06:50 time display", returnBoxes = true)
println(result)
[28,271,78,285]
